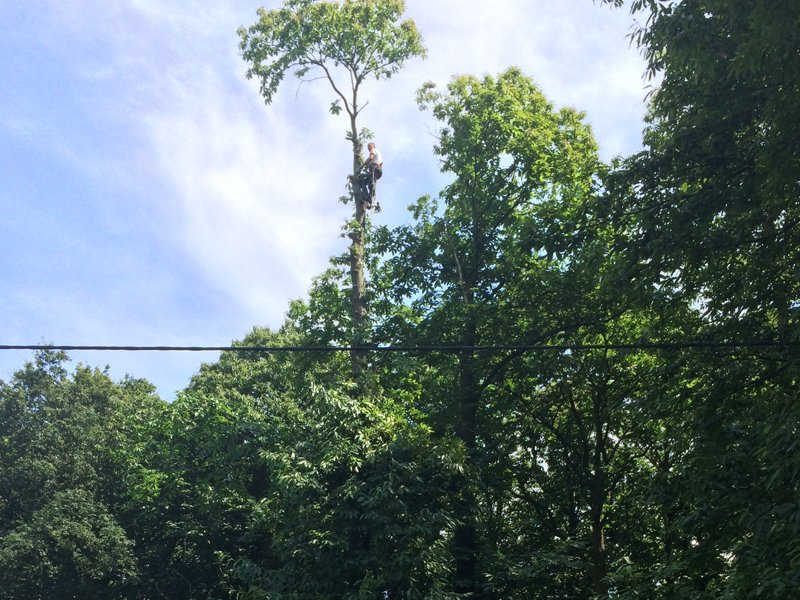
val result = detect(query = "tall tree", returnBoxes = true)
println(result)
[239,0,425,378]
[598,1,800,596]
[372,68,603,597]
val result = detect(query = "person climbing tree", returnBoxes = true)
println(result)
[238,0,424,379]
[359,141,383,211]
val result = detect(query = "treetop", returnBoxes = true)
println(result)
[239,0,426,116]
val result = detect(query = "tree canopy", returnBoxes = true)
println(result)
[2,1,798,598]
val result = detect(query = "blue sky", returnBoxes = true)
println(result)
[1,0,650,400]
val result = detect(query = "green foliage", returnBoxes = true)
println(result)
[0,489,136,599]
[602,0,800,334]
[239,0,425,115]
[0,350,160,599]
[2,3,798,599]
[122,389,276,599]
[183,327,462,599]
[236,386,462,599]
[373,68,661,597]
[597,1,800,597]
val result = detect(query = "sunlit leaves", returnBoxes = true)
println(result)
[239,0,425,117]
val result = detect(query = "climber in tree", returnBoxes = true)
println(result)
[359,141,383,210]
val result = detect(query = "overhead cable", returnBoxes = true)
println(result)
[0,341,797,353]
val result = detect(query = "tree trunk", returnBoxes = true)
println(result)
[589,486,608,597]
[348,113,367,379]
[453,317,482,597]
[590,393,608,597]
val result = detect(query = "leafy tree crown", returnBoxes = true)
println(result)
[239,0,426,118]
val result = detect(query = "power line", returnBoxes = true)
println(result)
[0,341,797,353]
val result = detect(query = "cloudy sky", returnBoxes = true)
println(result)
[1,0,651,400]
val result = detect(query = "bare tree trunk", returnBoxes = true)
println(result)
[348,113,367,379]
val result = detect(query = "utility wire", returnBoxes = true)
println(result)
[0,341,797,353]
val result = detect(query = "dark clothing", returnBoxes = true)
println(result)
[359,163,382,201]
[358,144,383,207]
